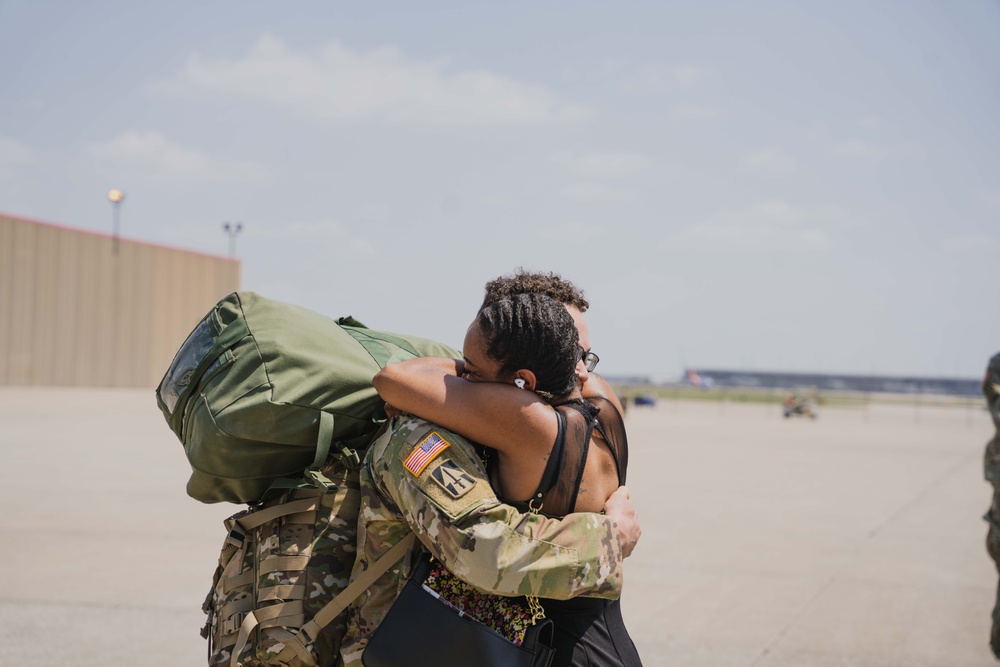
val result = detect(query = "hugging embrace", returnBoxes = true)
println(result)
[340,269,643,667]
[171,270,644,667]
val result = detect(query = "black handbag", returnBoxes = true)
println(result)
[363,555,556,667]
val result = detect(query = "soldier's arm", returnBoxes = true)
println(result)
[394,475,624,600]
[581,373,626,415]
[376,420,629,600]
[985,353,1000,429]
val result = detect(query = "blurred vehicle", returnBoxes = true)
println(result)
[783,394,817,419]
[633,394,657,407]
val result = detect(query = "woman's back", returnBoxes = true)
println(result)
[522,396,642,667]
[524,396,627,517]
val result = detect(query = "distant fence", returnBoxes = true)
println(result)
[0,213,240,387]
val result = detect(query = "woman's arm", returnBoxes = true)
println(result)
[373,356,557,458]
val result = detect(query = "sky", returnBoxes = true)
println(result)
[1,0,998,380]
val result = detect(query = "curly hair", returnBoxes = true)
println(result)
[476,293,580,396]
[480,268,589,312]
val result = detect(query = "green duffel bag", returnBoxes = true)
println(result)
[156,291,459,504]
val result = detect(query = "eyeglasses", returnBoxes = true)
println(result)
[580,348,600,373]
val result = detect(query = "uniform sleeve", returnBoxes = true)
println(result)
[372,417,623,600]
[986,353,1000,429]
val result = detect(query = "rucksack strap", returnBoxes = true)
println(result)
[302,412,338,490]
[298,532,417,645]
[340,325,420,367]
[257,412,342,503]
[229,532,417,667]
[232,496,320,535]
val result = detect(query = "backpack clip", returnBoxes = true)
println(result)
[338,446,362,470]
[303,467,338,493]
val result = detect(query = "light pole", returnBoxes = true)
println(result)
[223,222,243,258]
[107,189,125,255]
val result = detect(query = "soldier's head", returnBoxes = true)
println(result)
[463,293,580,398]
[481,269,597,383]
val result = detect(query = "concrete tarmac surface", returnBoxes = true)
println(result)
[0,387,995,666]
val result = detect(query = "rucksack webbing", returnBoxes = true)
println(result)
[228,532,417,667]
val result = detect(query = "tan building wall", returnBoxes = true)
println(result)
[0,213,241,387]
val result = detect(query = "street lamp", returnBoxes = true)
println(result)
[223,222,243,258]
[107,188,125,255]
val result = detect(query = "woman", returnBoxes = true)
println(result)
[373,292,642,667]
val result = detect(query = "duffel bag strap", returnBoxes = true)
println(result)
[303,412,338,490]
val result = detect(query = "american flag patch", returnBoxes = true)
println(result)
[403,432,451,476]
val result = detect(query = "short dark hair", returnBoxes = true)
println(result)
[481,268,589,312]
[476,293,579,396]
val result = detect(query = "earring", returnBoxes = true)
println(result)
[514,378,526,389]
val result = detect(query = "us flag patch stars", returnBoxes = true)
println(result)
[403,431,451,476]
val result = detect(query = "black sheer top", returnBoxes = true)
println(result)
[491,396,628,518]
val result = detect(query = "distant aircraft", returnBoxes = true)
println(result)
[686,369,714,388]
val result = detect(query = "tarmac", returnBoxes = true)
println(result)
[0,387,995,666]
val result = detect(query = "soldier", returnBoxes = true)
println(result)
[983,352,1000,658]
[339,415,639,667]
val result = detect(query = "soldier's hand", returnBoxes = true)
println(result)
[605,485,641,558]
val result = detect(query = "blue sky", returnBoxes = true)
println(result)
[2,1,998,379]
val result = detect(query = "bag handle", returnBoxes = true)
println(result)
[164,309,249,432]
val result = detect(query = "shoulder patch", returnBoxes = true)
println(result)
[403,431,451,476]
[429,460,477,498]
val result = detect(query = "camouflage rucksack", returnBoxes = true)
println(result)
[205,466,356,667]
[154,291,457,665]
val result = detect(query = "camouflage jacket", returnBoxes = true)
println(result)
[339,415,624,667]
[985,353,1000,484]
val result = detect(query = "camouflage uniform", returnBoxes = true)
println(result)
[339,415,625,667]
[983,352,1000,659]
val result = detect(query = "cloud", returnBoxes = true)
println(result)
[151,36,592,127]
[551,150,653,180]
[667,104,722,122]
[558,182,638,204]
[981,190,1000,211]
[739,147,796,178]
[84,132,269,184]
[834,139,882,158]
[0,136,36,164]
[834,139,926,161]
[0,136,37,180]
[351,203,391,221]
[534,220,608,243]
[942,233,1000,255]
[668,65,707,88]
[256,219,372,248]
[678,201,834,252]
[619,64,710,95]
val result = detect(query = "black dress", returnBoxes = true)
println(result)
[495,396,643,667]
